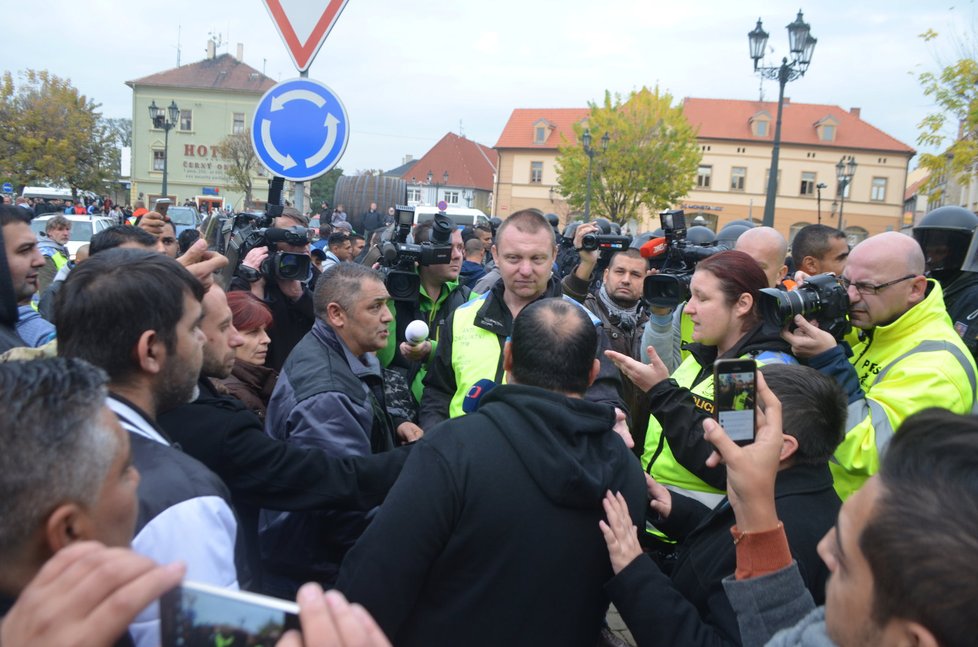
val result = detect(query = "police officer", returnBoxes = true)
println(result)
[913,205,978,359]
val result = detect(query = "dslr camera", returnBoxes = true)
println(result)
[758,273,851,340]
[378,205,454,301]
[227,203,313,284]
[643,209,722,307]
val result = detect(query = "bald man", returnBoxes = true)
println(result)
[782,231,977,499]
[735,226,788,288]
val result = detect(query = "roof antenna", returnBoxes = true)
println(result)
[176,25,182,66]
[459,119,465,138]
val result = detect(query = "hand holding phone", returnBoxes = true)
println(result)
[713,358,757,445]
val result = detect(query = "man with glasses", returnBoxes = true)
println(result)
[782,231,977,499]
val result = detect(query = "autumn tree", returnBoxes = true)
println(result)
[916,28,978,201]
[0,69,117,194]
[310,166,343,208]
[216,132,260,208]
[555,86,701,225]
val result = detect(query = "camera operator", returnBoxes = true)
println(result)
[781,231,977,500]
[563,225,653,452]
[231,226,315,371]
[378,221,469,406]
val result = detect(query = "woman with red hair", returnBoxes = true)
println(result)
[218,291,278,420]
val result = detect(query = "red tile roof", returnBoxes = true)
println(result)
[400,132,498,191]
[126,54,276,94]
[494,108,589,149]
[904,174,928,202]
[681,97,914,154]
[495,100,914,155]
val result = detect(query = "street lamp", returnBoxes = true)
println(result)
[749,10,817,228]
[582,128,609,220]
[149,99,180,199]
[835,156,857,230]
[816,182,827,224]
[427,170,449,207]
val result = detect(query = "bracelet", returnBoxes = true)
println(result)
[732,522,783,545]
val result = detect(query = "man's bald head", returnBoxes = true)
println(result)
[849,231,925,276]
[735,227,788,287]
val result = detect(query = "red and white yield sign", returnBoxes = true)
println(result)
[263,0,350,72]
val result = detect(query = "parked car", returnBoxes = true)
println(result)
[166,206,203,236]
[30,215,114,260]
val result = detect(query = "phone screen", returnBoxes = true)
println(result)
[714,360,757,444]
[160,581,300,647]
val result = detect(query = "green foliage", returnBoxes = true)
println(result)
[310,166,343,208]
[916,31,978,200]
[555,86,701,225]
[103,117,132,147]
[0,69,117,194]
[216,132,259,207]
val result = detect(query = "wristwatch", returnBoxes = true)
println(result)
[238,265,263,283]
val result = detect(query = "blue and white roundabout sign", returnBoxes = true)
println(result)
[251,77,349,182]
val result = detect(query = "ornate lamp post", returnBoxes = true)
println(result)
[835,156,857,230]
[749,10,817,227]
[148,99,180,198]
[427,170,449,206]
[582,128,609,220]
[816,182,827,224]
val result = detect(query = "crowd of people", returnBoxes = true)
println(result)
[1,198,978,647]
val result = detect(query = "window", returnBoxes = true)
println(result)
[820,124,835,141]
[800,172,816,196]
[871,177,887,202]
[696,165,713,189]
[179,109,193,131]
[730,166,746,191]
[444,191,460,205]
[534,126,547,144]
[764,169,782,194]
[530,161,543,184]
[407,188,421,203]
[756,120,768,137]
[152,150,165,171]
[232,112,245,134]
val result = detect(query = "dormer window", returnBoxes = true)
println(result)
[532,118,554,145]
[750,111,772,138]
[815,116,838,142]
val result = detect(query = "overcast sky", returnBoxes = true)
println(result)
[4,1,971,175]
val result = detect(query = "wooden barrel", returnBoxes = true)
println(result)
[333,175,407,233]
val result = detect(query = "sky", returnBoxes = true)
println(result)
[3,1,973,175]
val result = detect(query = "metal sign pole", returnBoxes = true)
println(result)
[293,68,309,215]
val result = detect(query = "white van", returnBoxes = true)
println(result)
[413,206,490,229]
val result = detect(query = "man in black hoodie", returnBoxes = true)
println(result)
[337,298,646,647]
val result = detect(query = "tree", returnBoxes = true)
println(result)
[310,166,343,209]
[916,28,978,200]
[0,69,117,194]
[555,86,701,225]
[103,117,132,147]
[216,132,260,208]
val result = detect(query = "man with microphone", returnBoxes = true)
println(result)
[377,220,471,407]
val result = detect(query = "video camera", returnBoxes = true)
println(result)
[378,205,454,301]
[758,273,851,340]
[643,209,723,307]
[580,232,632,252]
[224,198,313,285]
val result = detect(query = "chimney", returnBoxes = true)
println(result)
[850,107,861,118]
[236,43,244,61]
[403,154,414,165]
[783,97,790,104]
[207,39,216,59]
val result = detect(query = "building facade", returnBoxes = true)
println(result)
[398,132,497,213]
[127,44,275,211]
[494,99,916,242]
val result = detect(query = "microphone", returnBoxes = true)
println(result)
[462,378,496,414]
[640,237,668,259]
[405,320,429,346]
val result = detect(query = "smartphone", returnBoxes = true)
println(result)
[160,580,300,647]
[713,358,757,445]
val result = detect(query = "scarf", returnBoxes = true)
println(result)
[597,283,642,332]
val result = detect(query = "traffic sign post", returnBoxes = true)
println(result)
[263,0,350,73]
[251,78,350,213]
[1,182,13,194]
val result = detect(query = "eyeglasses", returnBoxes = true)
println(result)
[840,274,916,296]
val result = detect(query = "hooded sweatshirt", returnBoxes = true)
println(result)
[337,383,646,647]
